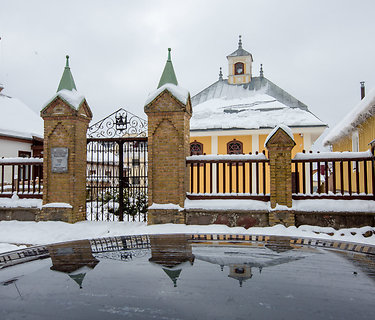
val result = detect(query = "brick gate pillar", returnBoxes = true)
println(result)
[144,49,192,224]
[40,56,93,223]
[265,125,296,226]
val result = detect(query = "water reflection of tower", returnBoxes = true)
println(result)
[195,241,303,287]
[228,265,252,287]
[48,240,99,289]
[148,235,195,287]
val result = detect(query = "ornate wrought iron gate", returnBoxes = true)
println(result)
[86,108,148,222]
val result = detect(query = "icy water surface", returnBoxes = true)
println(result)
[0,234,375,320]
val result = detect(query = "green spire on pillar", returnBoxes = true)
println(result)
[57,55,77,92]
[157,48,178,89]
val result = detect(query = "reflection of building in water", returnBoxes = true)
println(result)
[149,234,195,287]
[333,250,375,283]
[48,240,99,289]
[194,243,305,287]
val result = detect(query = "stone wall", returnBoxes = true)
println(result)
[185,210,268,228]
[0,208,40,221]
[295,211,375,229]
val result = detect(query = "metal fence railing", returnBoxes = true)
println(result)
[292,150,375,200]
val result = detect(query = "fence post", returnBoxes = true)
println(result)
[39,56,93,223]
[265,126,295,226]
[144,49,192,224]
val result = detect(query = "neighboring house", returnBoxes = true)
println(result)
[0,83,43,158]
[189,37,327,157]
[323,84,375,194]
[323,83,375,153]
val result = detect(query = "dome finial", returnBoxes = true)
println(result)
[167,48,171,61]
[260,64,264,78]
[157,48,178,88]
[57,55,77,92]
[219,67,223,81]
[238,35,242,49]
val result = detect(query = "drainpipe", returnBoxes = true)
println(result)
[360,81,365,100]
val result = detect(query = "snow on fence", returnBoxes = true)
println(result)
[292,150,375,200]
[0,157,43,199]
[186,152,270,201]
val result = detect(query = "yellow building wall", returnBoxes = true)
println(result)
[358,115,375,152]
[332,136,352,152]
[218,135,252,154]
[189,136,212,155]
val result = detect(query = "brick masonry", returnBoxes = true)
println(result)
[265,128,296,211]
[145,90,192,224]
[40,96,92,223]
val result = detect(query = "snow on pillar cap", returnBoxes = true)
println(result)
[264,124,294,147]
[144,83,189,106]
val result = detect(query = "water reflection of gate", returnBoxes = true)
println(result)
[86,108,148,222]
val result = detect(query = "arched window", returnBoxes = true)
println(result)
[190,140,203,155]
[227,139,243,154]
[234,62,244,75]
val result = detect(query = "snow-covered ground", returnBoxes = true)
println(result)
[0,220,374,254]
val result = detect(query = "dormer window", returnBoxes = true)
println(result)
[234,62,244,75]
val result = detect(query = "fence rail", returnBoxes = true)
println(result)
[186,153,270,201]
[292,151,375,200]
[0,158,43,199]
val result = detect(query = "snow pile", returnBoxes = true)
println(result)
[184,198,375,213]
[145,83,189,106]
[148,203,184,211]
[264,124,294,146]
[293,149,373,160]
[0,221,374,254]
[0,93,43,139]
[0,157,43,164]
[191,94,325,131]
[187,153,267,161]
[185,199,269,211]
[0,193,42,208]
[323,86,375,146]
[42,203,72,209]
[42,89,85,111]
[293,199,375,212]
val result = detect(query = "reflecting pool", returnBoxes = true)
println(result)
[1,234,375,319]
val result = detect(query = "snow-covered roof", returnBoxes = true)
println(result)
[323,87,375,146]
[191,91,326,131]
[0,92,43,140]
[191,78,326,131]
[42,89,86,111]
[145,83,189,106]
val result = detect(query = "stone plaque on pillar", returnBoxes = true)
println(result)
[51,147,68,173]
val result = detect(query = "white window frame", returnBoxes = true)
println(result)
[352,130,359,171]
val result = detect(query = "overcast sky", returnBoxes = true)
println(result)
[0,0,374,129]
